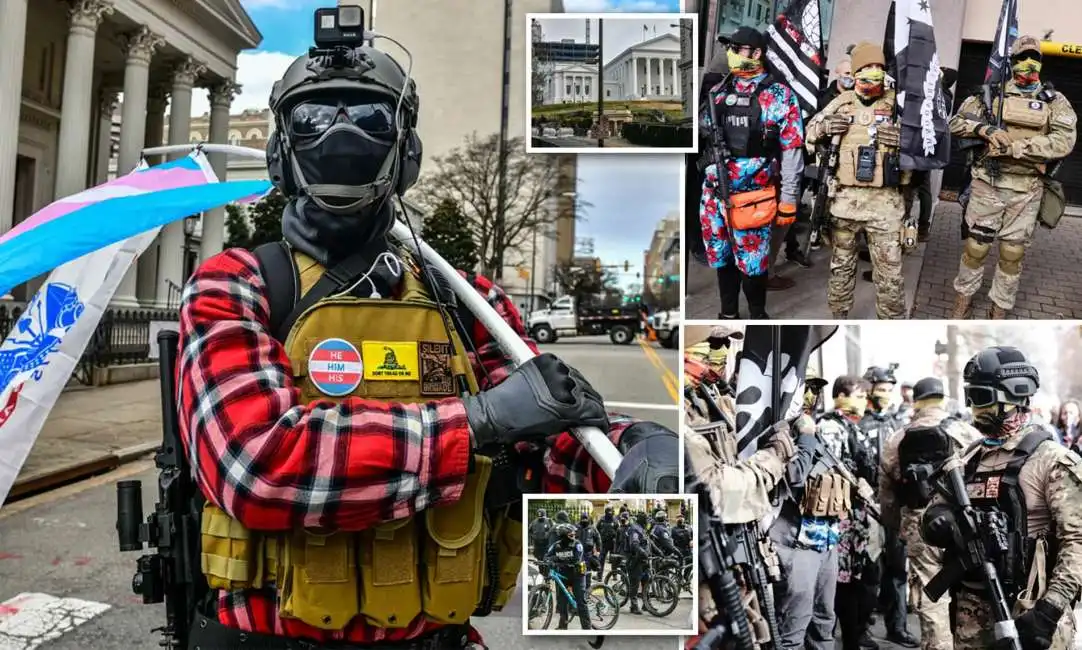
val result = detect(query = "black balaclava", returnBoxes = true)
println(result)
[282,196,395,267]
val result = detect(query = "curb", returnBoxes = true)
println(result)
[8,442,159,502]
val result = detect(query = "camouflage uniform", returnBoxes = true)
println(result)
[946,424,1082,650]
[948,35,1078,319]
[805,89,909,319]
[880,404,982,650]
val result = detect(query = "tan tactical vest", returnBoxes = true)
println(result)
[198,250,523,631]
[991,90,1052,175]
[834,91,905,188]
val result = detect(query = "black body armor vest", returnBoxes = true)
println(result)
[713,75,780,159]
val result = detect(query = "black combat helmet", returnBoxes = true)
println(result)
[557,523,576,540]
[863,366,897,385]
[963,346,1039,407]
[555,510,570,523]
[912,377,945,402]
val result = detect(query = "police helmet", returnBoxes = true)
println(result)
[654,510,667,523]
[556,523,576,540]
[635,512,649,526]
[604,506,614,515]
[267,45,422,213]
[912,377,945,402]
[963,346,1039,408]
[555,510,570,523]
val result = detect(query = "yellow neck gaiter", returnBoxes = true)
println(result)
[855,68,885,99]
[727,51,764,78]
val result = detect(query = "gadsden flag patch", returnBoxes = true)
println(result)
[308,338,363,397]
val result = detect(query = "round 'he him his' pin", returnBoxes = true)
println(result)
[308,338,363,397]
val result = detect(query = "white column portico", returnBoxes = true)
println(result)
[200,80,240,261]
[135,85,169,304]
[0,0,28,236]
[95,90,117,185]
[112,26,164,307]
[646,58,652,97]
[154,56,206,307]
[54,0,114,199]
[631,56,638,98]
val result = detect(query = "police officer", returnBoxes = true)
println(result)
[805,41,909,320]
[921,346,1082,650]
[578,512,602,578]
[699,27,805,319]
[626,512,651,615]
[530,509,553,559]
[651,510,678,558]
[880,377,981,650]
[548,510,572,550]
[596,506,619,578]
[171,16,684,649]
[673,515,692,560]
[949,35,1078,320]
[545,523,592,630]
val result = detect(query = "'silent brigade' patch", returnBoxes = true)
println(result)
[362,341,419,381]
[419,341,454,396]
[308,338,363,397]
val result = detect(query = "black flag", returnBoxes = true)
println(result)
[765,0,826,118]
[884,0,952,171]
[734,325,838,456]
[986,0,1019,84]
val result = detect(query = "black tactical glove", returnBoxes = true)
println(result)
[1015,599,1062,650]
[920,502,960,549]
[465,353,609,447]
[609,421,679,494]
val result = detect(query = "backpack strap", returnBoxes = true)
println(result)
[1005,427,1054,474]
[252,241,298,343]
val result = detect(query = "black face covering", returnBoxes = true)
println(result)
[281,195,396,267]
[293,125,393,191]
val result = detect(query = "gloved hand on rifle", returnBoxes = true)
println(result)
[877,123,902,148]
[824,113,851,136]
[978,125,1013,153]
[1014,599,1063,650]
[763,415,819,463]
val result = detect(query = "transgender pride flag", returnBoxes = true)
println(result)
[0,151,271,506]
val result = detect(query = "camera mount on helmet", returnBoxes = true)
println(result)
[310,7,369,72]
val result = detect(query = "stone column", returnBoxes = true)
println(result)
[154,56,206,307]
[134,84,169,303]
[55,0,113,199]
[0,0,28,236]
[674,59,680,98]
[95,89,117,184]
[111,26,163,307]
[646,58,652,97]
[200,79,239,260]
[631,56,637,98]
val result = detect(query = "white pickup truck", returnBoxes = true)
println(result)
[648,309,680,349]
[526,295,641,345]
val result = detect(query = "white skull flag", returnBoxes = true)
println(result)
[734,325,838,458]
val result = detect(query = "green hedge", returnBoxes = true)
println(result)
[621,122,693,148]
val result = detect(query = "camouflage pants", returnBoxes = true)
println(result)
[828,217,906,318]
[953,176,1043,310]
[905,536,952,650]
[954,588,1075,650]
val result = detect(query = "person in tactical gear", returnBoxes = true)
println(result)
[948,35,1078,320]
[530,509,553,559]
[596,505,618,578]
[673,515,692,560]
[626,512,651,614]
[169,12,680,648]
[805,367,830,417]
[651,510,678,557]
[880,377,981,650]
[815,376,880,650]
[699,27,806,319]
[858,367,912,646]
[921,346,1082,650]
[544,523,592,630]
[805,41,911,320]
[685,325,743,377]
[578,512,602,579]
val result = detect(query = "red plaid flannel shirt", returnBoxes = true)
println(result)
[176,248,635,644]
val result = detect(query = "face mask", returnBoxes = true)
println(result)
[835,395,867,418]
[727,50,763,77]
[804,389,818,411]
[838,76,855,90]
[291,122,397,215]
[870,387,892,411]
[973,403,1016,437]
[854,68,885,99]
[1012,58,1042,87]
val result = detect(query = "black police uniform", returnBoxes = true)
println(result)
[626,518,650,613]
[529,514,552,559]
[596,510,618,577]
[545,535,592,629]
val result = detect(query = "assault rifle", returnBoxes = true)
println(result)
[699,76,740,256]
[693,481,756,650]
[803,135,842,258]
[115,331,206,649]
[811,433,883,522]
[924,455,1022,650]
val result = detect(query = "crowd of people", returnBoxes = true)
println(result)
[685,325,1082,650]
[690,27,1077,319]
[528,502,693,630]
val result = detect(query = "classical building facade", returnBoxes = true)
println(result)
[603,33,682,101]
[643,211,680,306]
[340,0,577,309]
[0,0,260,308]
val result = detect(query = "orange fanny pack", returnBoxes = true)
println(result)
[726,187,778,230]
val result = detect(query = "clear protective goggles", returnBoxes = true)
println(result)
[290,97,395,138]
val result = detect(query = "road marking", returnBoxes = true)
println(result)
[637,339,680,404]
[0,593,110,649]
[0,460,154,520]
[605,401,680,412]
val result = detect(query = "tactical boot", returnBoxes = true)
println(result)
[950,292,972,319]
[988,304,1008,319]
[832,311,848,320]
[716,265,741,318]
[629,600,642,615]
[556,618,568,630]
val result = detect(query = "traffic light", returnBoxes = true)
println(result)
[623,260,629,272]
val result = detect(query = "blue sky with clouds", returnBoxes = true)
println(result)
[208,0,682,289]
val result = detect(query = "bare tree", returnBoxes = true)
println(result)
[531,21,552,106]
[412,133,562,278]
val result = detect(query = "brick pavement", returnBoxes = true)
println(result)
[911,203,1082,319]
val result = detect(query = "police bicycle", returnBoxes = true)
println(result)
[655,553,693,595]
[528,562,620,630]
[601,553,680,616]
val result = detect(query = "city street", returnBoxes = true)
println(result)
[0,465,685,650]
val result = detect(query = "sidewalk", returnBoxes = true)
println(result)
[11,380,161,498]
[911,204,1082,319]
